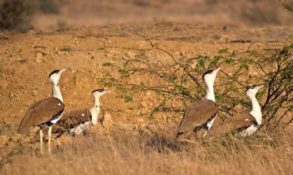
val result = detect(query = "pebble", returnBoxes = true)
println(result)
[0,135,10,145]
[36,52,43,59]
[9,92,16,97]
[32,90,38,96]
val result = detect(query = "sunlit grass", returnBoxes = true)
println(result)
[1,128,292,175]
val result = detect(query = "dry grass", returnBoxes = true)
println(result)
[1,128,292,175]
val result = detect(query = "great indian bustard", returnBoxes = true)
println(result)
[18,69,66,153]
[208,85,263,137]
[176,68,221,142]
[54,89,111,135]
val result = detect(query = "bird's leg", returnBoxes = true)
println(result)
[40,129,44,153]
[48,126,52,154]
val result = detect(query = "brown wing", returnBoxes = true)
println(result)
[177,99,218,134]
[55,109,91,131]
[231,113,256,131]
[209,113,256,137]
[18,97,65,134]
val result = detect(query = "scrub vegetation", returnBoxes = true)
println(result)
[100,42,293,130]
[0,0,59,32]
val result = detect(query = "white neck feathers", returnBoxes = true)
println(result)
[205,85,215,102]
[52,84,63,102]
[248,95,262,125]
[203,69,220,102]
[90,96,101,125]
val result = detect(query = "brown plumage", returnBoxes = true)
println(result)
[53,108,105,134]
[176,99,218,139]
[52,109,104,134]
[208,113,256,137]
[18,97,65,134]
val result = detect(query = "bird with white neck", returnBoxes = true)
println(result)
[176,68,221,142]
[54,89,111,135]
[204,68,220,102]
[208,85,264,138]
[50,69,66,102]
[240,85,263,136]
[18,69,66,153]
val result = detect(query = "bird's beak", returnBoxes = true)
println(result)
[60,69,66,73]
[104,90,111,94]
[215,67,221,73]
[256,85,264,90]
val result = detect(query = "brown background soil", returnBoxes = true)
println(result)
[0,23,292,132]
[34,0,293,31]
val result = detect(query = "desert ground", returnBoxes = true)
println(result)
[0,0,293,175]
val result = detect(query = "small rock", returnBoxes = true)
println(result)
[141,101,148,107]
[32,90,38,96]
[9,92,16,97]
[146,91,154,97]
[36,52,43,59]
[36,52,43,63]
[56,50,62,55]
[126,51,137,58]
[35,58,42,63]
[0,135,10,145]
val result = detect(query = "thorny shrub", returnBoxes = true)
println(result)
[100,41,293,130]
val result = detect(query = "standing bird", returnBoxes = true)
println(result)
[240,85,263,136]
[54,89,111,135]
[18,69,66,153]
[208,85,263,137]
[176,68,221,142]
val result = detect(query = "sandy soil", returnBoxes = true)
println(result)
[0,23,292,127]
